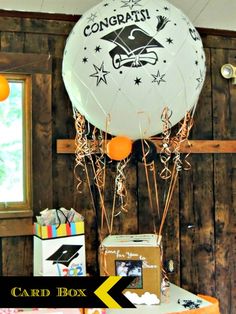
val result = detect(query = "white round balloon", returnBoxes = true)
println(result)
[63,0,206,139]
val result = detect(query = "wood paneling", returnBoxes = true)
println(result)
[72,159,99,275]
[0,218,33,237]
[123,163,139,234]
[24,33,49,54]
[0,16,75,35]
[1,236,32,276]
[0,10,80,22]
[0,32,24,52]
[202,35,236,50]
[32,73,53,215]
[162,170,180,285]
[0,52,52,73]
[180,47,216,297]
[0,26,53,274]
[51,54,75,210]
[212,47,236,314]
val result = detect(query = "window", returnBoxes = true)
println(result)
[0,74,32,215]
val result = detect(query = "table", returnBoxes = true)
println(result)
[107,283,211,313]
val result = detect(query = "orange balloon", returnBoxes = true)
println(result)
[0,75,10,101]
[107,136,132,161]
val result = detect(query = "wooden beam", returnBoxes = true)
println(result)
[0,9,81,22]
[0,218,33,237]
[57,139,236,154]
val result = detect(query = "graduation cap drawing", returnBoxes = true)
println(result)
[102,24,163,69]
[46,244,82,268]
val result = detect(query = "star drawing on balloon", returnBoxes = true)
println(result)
[95,45,102,52]
[152,70,166,85]
[164,6,169,10]
[121,0,142,10]
[87,12,97,23]
[196,69,204,90]
[82,57,88,63]
[134,77,142,85]
[166,37,173,44]
[90,62,110,86]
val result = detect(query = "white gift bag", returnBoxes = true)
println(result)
[33,221,86,277]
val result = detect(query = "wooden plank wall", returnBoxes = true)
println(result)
[0,14,235,313]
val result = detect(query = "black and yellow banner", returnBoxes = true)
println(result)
[0,276,136,308]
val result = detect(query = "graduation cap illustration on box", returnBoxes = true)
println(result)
[46,244,82,268]
[102,24,163,69]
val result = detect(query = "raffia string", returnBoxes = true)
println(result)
[141,139,157,234]
[89,152,111,234]
[158,110,194,237]
[74,110,111,236]
[158,164,178,237]
[83,161,103,244]
[74,110,87,192]
[150,160,161,223]
[110,158,130,234]
[91,128,106,232]
[172,111,194,170]
[160,107,172,180]
[74,111,102,239]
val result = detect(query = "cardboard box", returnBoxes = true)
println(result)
[99,234,161,300]
[33,221,86,277]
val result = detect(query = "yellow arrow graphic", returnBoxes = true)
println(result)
[94,276,122,308]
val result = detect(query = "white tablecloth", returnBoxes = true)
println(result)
[107,283,211,313]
